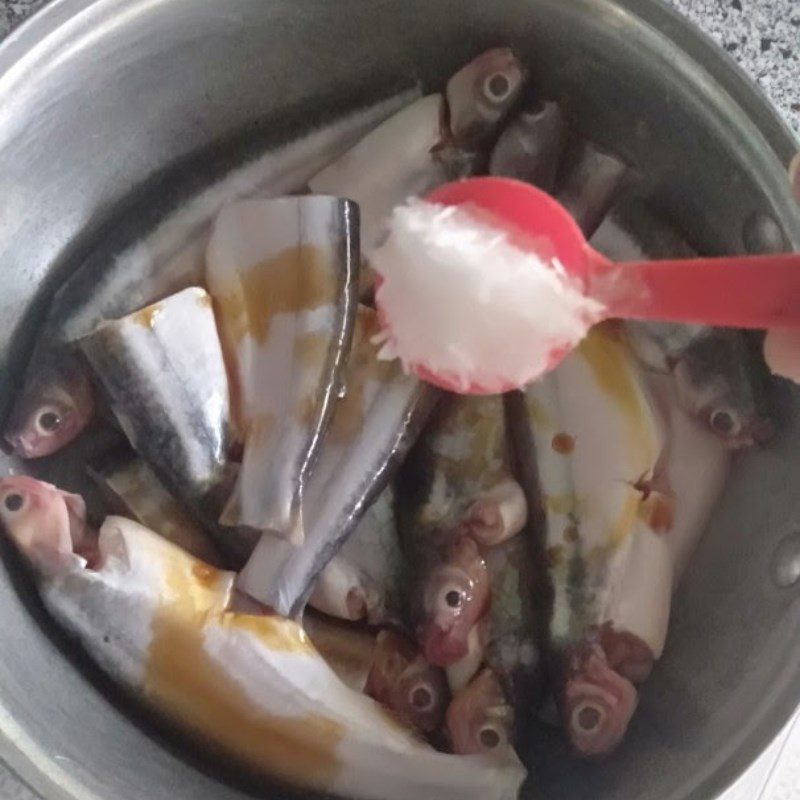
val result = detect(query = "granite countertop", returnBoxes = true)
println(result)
[0,1,798,800]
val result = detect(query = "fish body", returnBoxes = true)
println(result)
[4,89,420,459]
[509,325,670,756]
[237,306,438,616]
[555,141,630,237]
[87,448,223,566]
[310,485,405,625]
[0,476,525,800]
[310,49,528,256]
[207,197,359,540]
[592,201,776,449]
[396,395,527,668]
[80,287,231,507]
[489,101,569,192]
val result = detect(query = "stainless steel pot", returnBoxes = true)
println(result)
[1,1,799,799]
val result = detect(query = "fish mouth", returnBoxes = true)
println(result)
[421,623,469,667]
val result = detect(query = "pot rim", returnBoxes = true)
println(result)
[0,2,798,800]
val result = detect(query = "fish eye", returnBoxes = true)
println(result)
[408,682,435,712]
[709,408,741,436]
[483,71,513,103]
[573,702,604,733]
[478,724,504,750]
[36,408,63,435]
[2,493,24,513]
[441,586,464,610]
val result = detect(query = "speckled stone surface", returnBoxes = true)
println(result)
[0,2,798,800]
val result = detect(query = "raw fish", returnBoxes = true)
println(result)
[206,196,359,541]
[508,325,669,756]
[0,476,525,800]
[87,448,223,566]
[80,287,231,506]
[237,306,438,616]
[396,396,528,668]
[4,87,420,459]
[309,49,527,255]
[489,101,570,192]
[592,202,776,449]
[555,140,630,237]
[310,486,404,625]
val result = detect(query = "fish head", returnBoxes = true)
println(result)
[446,48,527,146]
[673,334,775,450]
[368,630,449,733]
[562,644,638,757]
[418,534,490,667]
[0,475,87,576]
[445,668,513,755]
[4,357,95,458]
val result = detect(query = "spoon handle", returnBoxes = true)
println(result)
[602,252,800,329]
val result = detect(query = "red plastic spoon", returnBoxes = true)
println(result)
[375,177,800,395]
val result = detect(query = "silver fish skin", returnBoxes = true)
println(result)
[489,101,569,193]
[208,196,360,541]
[4,88,420,459]
[87,447,223,567]
[237,307,439,617]
[592,200,776,449]
[80,287,231,505]
[554,140,630,237]
[310,486,405,626]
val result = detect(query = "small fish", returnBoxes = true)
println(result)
[4,89,420,459]
[592,200,776,449]
[396,396,528,667]
[207,196,359,541]
[310,49,528,256]
[87,447,223,567]
[236,306,439,616]
[445,668,515,756]
[489,101,570,192]
[80,287,231,503]
[365,629,450,735]
[445,48,528,152]
[554,140,630,237]
[309,486,404,625]
[0,476,525,800]
[507,326,670,756]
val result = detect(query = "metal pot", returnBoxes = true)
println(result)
[0,1,798,799]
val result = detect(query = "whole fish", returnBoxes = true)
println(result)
[489,100,570,192]
[309,48,527,255]
[207,196,359,541]
[237,306,438,616]
[87,447,223,567]
[3,87,420,459]
[507,325,671,756]
[554,140,630,237]
[395,395,528,668]
[80,287,231,509]
[445,668,515,756]
[592,199,776,449]
[309,486,404,625]
[0,476,525,800]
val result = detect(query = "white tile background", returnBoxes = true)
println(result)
[0,1,798,798]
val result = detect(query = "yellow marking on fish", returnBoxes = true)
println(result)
[195,291,214,309]
[578,325,656,465]
[215,244,335,345]
[131,301,163,330]
[295,332,330,368]
[524,396,553,431]
[246,412,277,450]
[145,554,342,787]
[545,493,578,517]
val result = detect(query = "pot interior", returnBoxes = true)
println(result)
[1,2,799,800]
